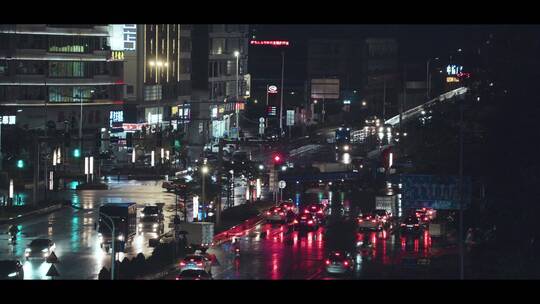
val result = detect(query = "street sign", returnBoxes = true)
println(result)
[286,110,295,126]
[399,174,472,210]
[268,85,278,94]
[46,264,60,278]
[279,180,286,189]
[46,251,59,264]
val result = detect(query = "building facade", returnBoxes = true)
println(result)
[135,24,192,128]
[363,38,400,120]
[0,24,124,131]
[207,24,249,139]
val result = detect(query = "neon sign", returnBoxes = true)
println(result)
[268,85,278,94]
[250,40,290,47]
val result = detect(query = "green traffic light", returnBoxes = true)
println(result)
[174,140,181,148]
[73,148,81,158]
[16,159,24,169]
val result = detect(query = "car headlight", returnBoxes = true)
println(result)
[42,248,49,253]
[8,272,17,277]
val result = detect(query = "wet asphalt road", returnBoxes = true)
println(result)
[0,178,249,280]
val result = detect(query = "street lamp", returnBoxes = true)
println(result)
[234,51,240,132]
[201,165,209,219]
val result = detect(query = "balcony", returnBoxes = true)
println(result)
[0,49,111,61]
[0,24,109,36]
[0,75,123,86]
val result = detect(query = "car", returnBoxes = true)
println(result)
[176,269,212,280]
[374,209,392,227]
[324,251,355,275]
[138,205,165,234]
[302,203,326,222]
[400,216,423,234]
[293,213,320,231]
[357,213,383,231]
[265,206,288,223]
[279,201,296,213]
[0,260,24,280]
[179,254,212,274]
[415,208,436,226]
[25,239,55,260]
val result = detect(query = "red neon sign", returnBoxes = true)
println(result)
[250,40,290,47]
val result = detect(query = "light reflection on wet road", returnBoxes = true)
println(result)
[0,180,178,279]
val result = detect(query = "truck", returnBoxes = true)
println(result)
[97,202,137,253]
[177,222,214,250]
[375,195,397,215]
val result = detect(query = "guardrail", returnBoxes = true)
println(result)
[289,144,321,157]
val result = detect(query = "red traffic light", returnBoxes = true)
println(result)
[274,155,281,162]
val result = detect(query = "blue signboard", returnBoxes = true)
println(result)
[399,174,471,210]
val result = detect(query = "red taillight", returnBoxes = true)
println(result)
[343,261,349,266]
[176,277,180,280]
[304,209,309,213]
[335,252,340,256]
[317,210,323,214]
[293,220,298,224]
[325,259,330,265]
[401,223,406,227]
[266,211,271,215]
[279,212,285,216]
[371,219,377,223]
[197,262,203,266]
[414,224,419,227]
[180,262,186,266]
[235,248,240,252]
[358,219,363,222]
[308,220,314,225]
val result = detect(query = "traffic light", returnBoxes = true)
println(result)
[272,153,284,168]
[73,148,81,158]
[16,159,24,169]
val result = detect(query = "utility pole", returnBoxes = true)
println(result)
[382,78,387,121]
[458,100,465,280]
[279,51,285,136]
[216,138,223,227]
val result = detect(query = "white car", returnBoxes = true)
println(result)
[179,254,212,274]
[357,214,383,231]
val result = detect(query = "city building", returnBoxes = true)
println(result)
[134,24,192,129]
[363,38,400,120]
[0,24,124,131]
[207,24,249,139]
